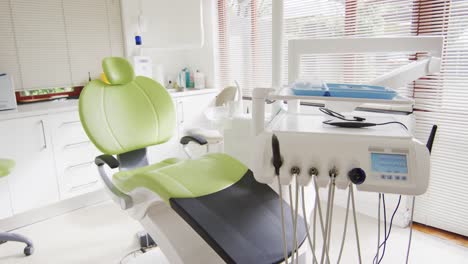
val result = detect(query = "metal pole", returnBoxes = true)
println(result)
[272,0,284,114]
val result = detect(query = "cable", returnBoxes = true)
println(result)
[322,120,408,130]
[319,107,366,122]
[301,186,319,264]
[319,107,409,130]
[378,195,388,264]
[320,172,337,264]
[375,121,409,130]
[313,197,317,253]
[320,178,334,264]
[119,248,141,264]
[337,185,352,264]
[294,177,300,264]
[288,178,300,264]
[325,177,336,263]
[312,176,331,264]
[372,195,402,263]
[376,194,381,264]
[119,245,156,264]
[289,185,296,264]
[405,196,416,264]
[277,178,289,264]
[350,185,362,263]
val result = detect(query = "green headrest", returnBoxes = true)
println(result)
[103,57,135,85]
[79,57,176,155]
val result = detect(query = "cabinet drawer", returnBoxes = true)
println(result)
[49,111,91,148]
[54,142,101,199]
[48,111,102,199]
[55,143,99,171]
[54,120,90,148]
[59,160,101,199]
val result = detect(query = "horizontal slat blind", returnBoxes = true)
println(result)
[0,0,22,88]
[217,0,272,96]
[63,0,123,86]
[412,0,468,236]
[284,0,345,90]
[218,0,417,95]
[106,0,125,58]
[293,0,416,97]
[0,0,123,90]
[10,0,71,89]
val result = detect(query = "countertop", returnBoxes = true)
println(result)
[0,88,218,121]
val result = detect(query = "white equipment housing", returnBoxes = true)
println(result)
[251,106,431,195]
[252,36,442,196]
[132,56,153,78]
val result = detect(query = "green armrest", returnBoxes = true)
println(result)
[0,159,15,178]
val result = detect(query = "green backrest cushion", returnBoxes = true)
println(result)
[79,57,176,155]
[0,159,15,178]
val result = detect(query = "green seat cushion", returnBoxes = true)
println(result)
[113,153,248,203]
[0,159,15,178]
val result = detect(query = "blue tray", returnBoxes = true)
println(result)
[292,82,397,100]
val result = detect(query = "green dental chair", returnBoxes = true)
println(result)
[0,159,34,256]
[79,57,306,264]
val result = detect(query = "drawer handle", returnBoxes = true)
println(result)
[69,180,99,192]
[63,141,91,150]
[40,120,47,149]
[66,161,94,171]
[59,120,81,128]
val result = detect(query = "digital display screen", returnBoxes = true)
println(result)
[371,153,408,174]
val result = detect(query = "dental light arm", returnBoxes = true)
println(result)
[95,154,133,210]
[288,36,443,83]
[369,57,441,89]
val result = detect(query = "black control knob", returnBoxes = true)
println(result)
[348,168,366,185]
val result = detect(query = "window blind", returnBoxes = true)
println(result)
[217,0,468,236]
[412,0,468,236]
[217,0,273,96]
[218,0,418,94]
[288,0,417,97]
[0,0,124,90]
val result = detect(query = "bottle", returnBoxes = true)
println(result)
[177,69,186,89]
[167,80,173,90]
[194,70,205,89]
[185,68,191,88]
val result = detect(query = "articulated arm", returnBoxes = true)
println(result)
[95,154,133,210]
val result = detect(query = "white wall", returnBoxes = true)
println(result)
[120,0,218,88]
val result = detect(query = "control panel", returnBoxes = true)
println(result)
[371,152,409,182]
[252,114,431,195]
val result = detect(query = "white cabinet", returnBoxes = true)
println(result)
[0,115,59,214]
[147,92,217,162]
[48,111,102,199]
[177,94,214,132]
